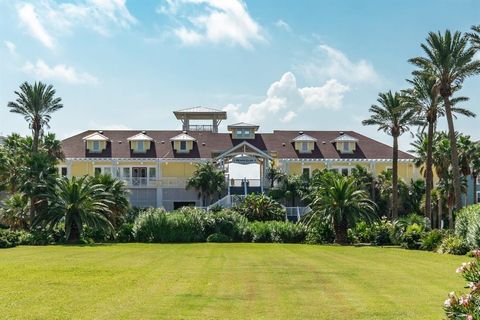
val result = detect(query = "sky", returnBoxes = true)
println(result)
[0,0,479,152]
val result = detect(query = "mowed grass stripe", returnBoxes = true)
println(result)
[0,244,468,319]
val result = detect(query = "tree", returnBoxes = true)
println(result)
[7,82,63,154]
[437,172,467,228]
[310,175,377,244]
[186,162,225,206]
[35,176,113,243]
[404,74,474,224]
[0,193,29,230]
[89,174,130,228]
[362,91,420,219]
[409,30,480,211]
[468,25,480,49]
[266,165,285,188]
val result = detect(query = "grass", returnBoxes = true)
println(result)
[0,244,468,319]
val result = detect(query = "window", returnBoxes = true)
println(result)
[343,142,349,152]
[236,129,243,137]
[301,142,308,152]
[477,192,480,203]
[103,167,112,176]
[137,141,144,152]
[92,140,100,152]
[149,167,156,180]
[180,140,187,151]
[60,167,68,177]
[302,167,311,178]
[94,167,102,176]
[123,167,131,178]
[243,129,250,137]
[341,168,349,176]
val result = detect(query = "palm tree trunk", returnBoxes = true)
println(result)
[448,205,453,229]
[438,196,443,229]
[425,120,434,227]
[333,216,348,245]
[443,95,463,211]
[392,135,399,220]
[474,174,478,204]
[68,223,80,243]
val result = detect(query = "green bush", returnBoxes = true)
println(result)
[206,233,231,243]
[349,218,394,246]
[305,220,335,244]
[0,229,19,248]
[455,204,480,250]
[201,209,249,241]
[116,223,134,243]
[439,235,470,255]
[246,221,307,243]
[83,226,113,243]
[420,229,447,251]
[351,221,376,243]
[232,194,285,222]
[401,223,424,250]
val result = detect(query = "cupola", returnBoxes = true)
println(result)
[227,122,259,139]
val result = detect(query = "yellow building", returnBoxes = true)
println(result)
[60,107,419,210]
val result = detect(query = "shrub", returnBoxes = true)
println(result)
[116,223,134,243]
[83,226,113,243]
[349,218,394,246]
[202,209,249,241]
[401,223,424,250]
[0,229,19,248]
[305,220,335,244]
[444,250,480,319]
[247,221,307,243]
[351,221,375,243]
[206,233,231,243]
[420,229,446,251]
[232,194,285,222]
[439,235,470,255]
[455,204,480,250]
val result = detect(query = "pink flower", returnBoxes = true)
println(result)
[467,315,473,320]
[444,299,451,308]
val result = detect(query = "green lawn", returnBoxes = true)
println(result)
[0,244,468,319]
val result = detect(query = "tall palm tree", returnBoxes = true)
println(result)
[35,176,113,243]
[310,175,377,244]
[362,91,420,219]
[7,82,63,154]
[186,162,226,206]
[404,74,474,224]
[409,30,480,211]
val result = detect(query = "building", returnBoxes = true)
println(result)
[60,107,418,210]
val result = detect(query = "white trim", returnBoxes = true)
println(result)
[301,165,311,178]
[215,141,273,160]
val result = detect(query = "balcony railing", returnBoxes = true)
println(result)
[187,124,213,132]
[119,177,187,188]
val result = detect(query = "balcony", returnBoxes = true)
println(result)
[119,177,187,189]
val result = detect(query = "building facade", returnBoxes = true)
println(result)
[60,107,419,210]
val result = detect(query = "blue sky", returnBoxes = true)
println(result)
[0,0,479,151]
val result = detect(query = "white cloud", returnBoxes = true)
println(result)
[16,0,136,49]
[226,72,349,124]
[4,41,16,55]
[22,59,99,85]
[275,19,291,32]
[294,44,379,84]
[158,0,264,48]
[17,3,55,49]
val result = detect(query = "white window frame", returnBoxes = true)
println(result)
[342,142,350,152]
[332,167,352,176]
[243,129,250,137]
[236,129,243,137]
[148,167,157,181]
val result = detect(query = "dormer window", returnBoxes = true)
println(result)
[83,132,109,153]
[170,132,196,153]
[127,132,153,154]
[292,133,317,154]
[228,122,259,139]
[331,133,359,154]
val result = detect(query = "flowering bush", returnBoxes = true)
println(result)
[444,250,480,319]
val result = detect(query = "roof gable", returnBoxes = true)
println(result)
[170,133,196,141]
[127,132,153,141]
[292,133,317,142]
[83,132,109,141]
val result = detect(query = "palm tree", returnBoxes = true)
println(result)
[7,82,63,154]
[310,175,377,244]
[89,174,130,227]
[266,165,285,188]
[35,176,113,243]
[404,74,474,224]
[468,25,480,49]
[0,193,29,230]
[437,172,467,228]
[362,91,420,219]
[471,144,480,204]
[409,30,480,211]
[186,162,226,206]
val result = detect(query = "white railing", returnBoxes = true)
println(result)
[228,178,262,187]
[284,206,312,221]
[188,124,213,132]
[120,177,187,188]
[206,195,246,210]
